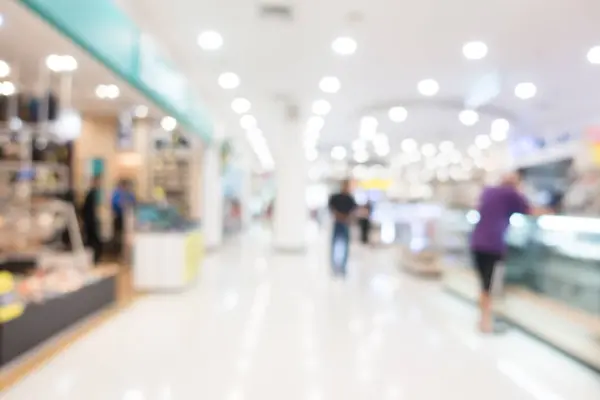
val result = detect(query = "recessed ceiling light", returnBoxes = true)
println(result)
[439,141,454,152]
[332,37,357,56]
[355,150,370,163]
[0,81,15,96]
[374,144,390,157]
[134,105,149,118]
[95,84,119,99]
[418,79,439,96]
[197,30,223,51]
[46,55,78,72]
[514,82,537,100]
[459,110,479,126]
[421,143,437,157]
[161,116,177,132]
[388,106,408,123]
[307,116,325,131]
[0,60,10,78]
[319,76,341,93]
[588,46,600,64]
[240,114,257,130]
[218,72,240,89]
[331,146,347,160]
[0,14,4,27]
[231,97,251,114]
[475,134,491,149]
[462,41,488,60]
[312,99,331,116]
[490,118,510,141]
[401,138,418,152]
[373,132,388,148]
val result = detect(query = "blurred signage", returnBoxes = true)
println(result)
[117,111,133,149]
[585,126,600,164]
[357,178,392,190]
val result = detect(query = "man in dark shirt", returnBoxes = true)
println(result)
[82,175,103,264]
[328,179,357,276]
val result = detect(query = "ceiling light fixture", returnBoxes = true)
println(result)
[319,76,341,93]
[401,138,418,152]
[218,72,240,89]
[354,149,369,163]
[231,97,251,114]
[331,146,347,160]
[46,55,78,72]
[374,145,390,157]
[352,139,366,152]
[134,105,149,118]
[307,116,325,131]
[514,82,537,100]
[161,116,177,132]
[588,46,600,64]
[418,79,440,96]
[462,41,488,60]
[0,81,15,96]
[0,61,10,78]
[312,99,332,116]
[475,134,491,149]
[197,30,223,51]
[459,109,479,126]
[490,118,510,141]
[332,37,357,56]
[359,116,378,140]
[388,106,408,123]
[240,114,257,130]
[95,84,119,99]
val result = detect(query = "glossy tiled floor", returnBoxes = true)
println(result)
[3,226,600,399]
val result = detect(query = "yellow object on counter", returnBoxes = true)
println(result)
[0,271,25,323]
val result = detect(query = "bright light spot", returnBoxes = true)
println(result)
[0,81,15,96]
[463,41,488,60]
[95,84,119,99]
[459,109,479,126]
[134,105,149,118]
[360,116,378,140]
[401,138,418,152]
[240,114,257,130]
[587,46,600,64]
[312,99,331,116]
[218,72,240,89]
[418,79,439,96]
[510,213,527,227]
[331,146,347,160]
[466,210,480,224]
[421,143,436,157]
[0,14,4,27]
[307,116,325,131]
[468,145,480,157]
[0,60,9,78]
[475,134,492,149]
[232,98,251,114]
[352,140,366,152]
[388,106,408,123]
[161,116,177,132]
[197,30,223,50]
[319,76,341,93]
[439,141,454,152]
[374,144,390,157]
[354,149,369,163]
[46,55,77,72]
[491,118,510,141]
[306,148,318,162]
[332,36,357,55]
[514,82,537,100]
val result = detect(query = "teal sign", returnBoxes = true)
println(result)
[19,0,213,142]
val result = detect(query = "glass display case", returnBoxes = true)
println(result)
[439,209,600,371]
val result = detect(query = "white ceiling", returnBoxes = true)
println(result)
[86,1,600,160]
[0,0,160,118]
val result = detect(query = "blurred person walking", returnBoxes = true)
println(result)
[470,172,531,333]
[357,200,373,245]
[82,175,103,264]
[328,179,357,276]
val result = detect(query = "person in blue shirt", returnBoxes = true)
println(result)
[111,180,135,256]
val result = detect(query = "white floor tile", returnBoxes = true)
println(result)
[3,228,599,399]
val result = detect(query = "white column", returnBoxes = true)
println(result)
[272,125,308,251]
[239,140,254,229]
[203,141,223,250]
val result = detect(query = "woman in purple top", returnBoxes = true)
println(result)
[471,172,530,333]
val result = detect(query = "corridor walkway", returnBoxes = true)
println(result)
[3,228,599,399]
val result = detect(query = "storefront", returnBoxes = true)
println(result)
[0,0,210,372]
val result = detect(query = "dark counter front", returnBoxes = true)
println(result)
[0,275,117,367]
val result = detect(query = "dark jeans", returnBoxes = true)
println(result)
[331,222,350,275]
[358,219,371,244]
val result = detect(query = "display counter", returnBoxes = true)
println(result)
[132,203,203,291]
[440,209,600,372]
[0,269,116,367]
